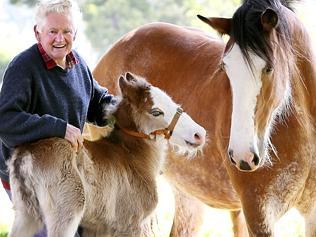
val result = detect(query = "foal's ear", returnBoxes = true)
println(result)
[197,15,232,35]
[261,8,278,33]
[119,72,137,93]
[118,73,138,99]
[118,75,126,91]
[125,72,137,83]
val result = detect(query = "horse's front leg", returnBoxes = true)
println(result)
[169,187,205,237]
[230,210,249,237]
[296,168,316,237]
[237,176,302,236]
[301,205,316,237]
[240,197,275,236]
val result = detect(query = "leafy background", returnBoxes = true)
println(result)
[0,0,241,81]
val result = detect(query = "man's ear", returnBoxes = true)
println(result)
[34,25,40,42]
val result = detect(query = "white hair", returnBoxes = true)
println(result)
[35,0,82,32]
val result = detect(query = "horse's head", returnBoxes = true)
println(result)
[116,72,206,153]
[199,0,296,171]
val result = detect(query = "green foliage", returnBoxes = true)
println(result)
[81,0,192,55]
[81,0,242,57]
[9,0,36,7]
[8,0,242,58]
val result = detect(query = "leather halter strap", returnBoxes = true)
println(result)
[119,107,183,140]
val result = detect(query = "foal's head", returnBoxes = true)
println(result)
[199,0,299,171]
[115,72,206,153]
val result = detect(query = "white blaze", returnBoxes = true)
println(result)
[223,44,266,158]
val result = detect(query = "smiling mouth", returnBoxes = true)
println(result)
[53,45,66,49]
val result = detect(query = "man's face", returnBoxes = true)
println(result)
[35,12,76,65]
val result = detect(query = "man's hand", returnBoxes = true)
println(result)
[65,124,83,152]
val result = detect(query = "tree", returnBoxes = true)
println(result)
[81,0,193,54]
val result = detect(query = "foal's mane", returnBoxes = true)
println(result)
[234,0,296,67]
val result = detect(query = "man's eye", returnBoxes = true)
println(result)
[150,108,164,117]
[64,30,73,34]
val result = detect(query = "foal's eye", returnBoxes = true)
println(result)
[150,108,164,117]
[263,65,273,74]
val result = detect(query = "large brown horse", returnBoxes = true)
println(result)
[90,0,316,236]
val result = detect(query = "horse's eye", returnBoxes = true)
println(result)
[263,65,273,74]
[150,108,164,117]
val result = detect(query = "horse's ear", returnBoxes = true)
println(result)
[261,8,278,33]
[197,15,232,35]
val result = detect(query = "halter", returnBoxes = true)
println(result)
[119,107,183,140]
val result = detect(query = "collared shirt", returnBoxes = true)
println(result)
[37,43,79,70]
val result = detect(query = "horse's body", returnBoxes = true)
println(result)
[92,1,316,236]
[8,73,205,237]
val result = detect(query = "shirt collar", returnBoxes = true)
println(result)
[37,43,79,70]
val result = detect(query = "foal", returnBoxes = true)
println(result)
[8,73,206,237]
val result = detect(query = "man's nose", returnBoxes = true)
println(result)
[55,32,64,41]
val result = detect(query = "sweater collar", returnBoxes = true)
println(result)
[37,43,79,70]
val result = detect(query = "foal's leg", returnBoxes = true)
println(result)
[170,188,205,237]
[39,167,85,237]
[81,228,111,237]
[9,170,43,237]
[112,226,142,237]
[9,210,42,237]
[45,211,83,237]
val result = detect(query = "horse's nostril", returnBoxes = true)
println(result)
[194,133,200,140]
[252,153,260,166]
[194,132,204,144]
[239,160,252,171]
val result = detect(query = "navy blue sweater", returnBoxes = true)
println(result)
[0,44,113,181]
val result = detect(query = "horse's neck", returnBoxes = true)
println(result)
[290,19,316,126]
[111,104,168,176]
